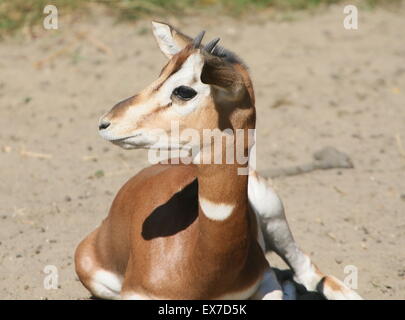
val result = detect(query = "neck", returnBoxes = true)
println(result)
[197,161,248,221]
[189,150,253,290]
[192,96,256,256]
[193,120,254,223]
[193,138,252,251]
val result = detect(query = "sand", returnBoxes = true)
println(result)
[0,4,404,299]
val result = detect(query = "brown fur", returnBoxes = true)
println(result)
[108,94,139,119]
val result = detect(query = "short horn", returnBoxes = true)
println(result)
[192,30,205,48]
[204,37,220,53]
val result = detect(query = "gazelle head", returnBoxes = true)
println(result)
[99,21,255,155]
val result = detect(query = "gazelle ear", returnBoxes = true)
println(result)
[151,21,192,59]
[201,54,245,95]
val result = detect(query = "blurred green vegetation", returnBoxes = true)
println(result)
[0,0,80,37]
[0,0,402,38]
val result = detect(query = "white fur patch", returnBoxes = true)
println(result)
[248,174,283,220]
[248,172,285,252]
[291,255,321,291]
[199,198,234,221]
[91,270,123,300]
[254,212,266,252]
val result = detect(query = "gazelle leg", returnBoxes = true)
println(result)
[248,171,362,300]
[75,228,123,300]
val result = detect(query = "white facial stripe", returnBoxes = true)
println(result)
[199,198,235,221]
[159,53,210,116]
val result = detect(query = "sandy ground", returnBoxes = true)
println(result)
[0,4,404,300]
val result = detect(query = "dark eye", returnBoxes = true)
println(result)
[172,86,197,100]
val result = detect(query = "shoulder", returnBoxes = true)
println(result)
[115,162,197,204]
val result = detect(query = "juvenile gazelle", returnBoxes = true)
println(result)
[75,21,362,300]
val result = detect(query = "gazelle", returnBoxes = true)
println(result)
[75,21,362,300]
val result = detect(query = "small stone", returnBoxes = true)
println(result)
[361,226,369,235]
[35,245,42,254]
[64,196,72,202]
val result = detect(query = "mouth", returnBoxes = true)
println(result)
[99,130,193,152]
[109,134,140,143]
[109,134,152,149]
[99,129,143,147]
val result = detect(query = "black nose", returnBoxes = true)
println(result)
[99,120,111,130]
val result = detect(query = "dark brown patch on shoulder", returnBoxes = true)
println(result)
[142,179,198,240]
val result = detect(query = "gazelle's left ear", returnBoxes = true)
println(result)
[201,53,245,96]
[151,21,192,59]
